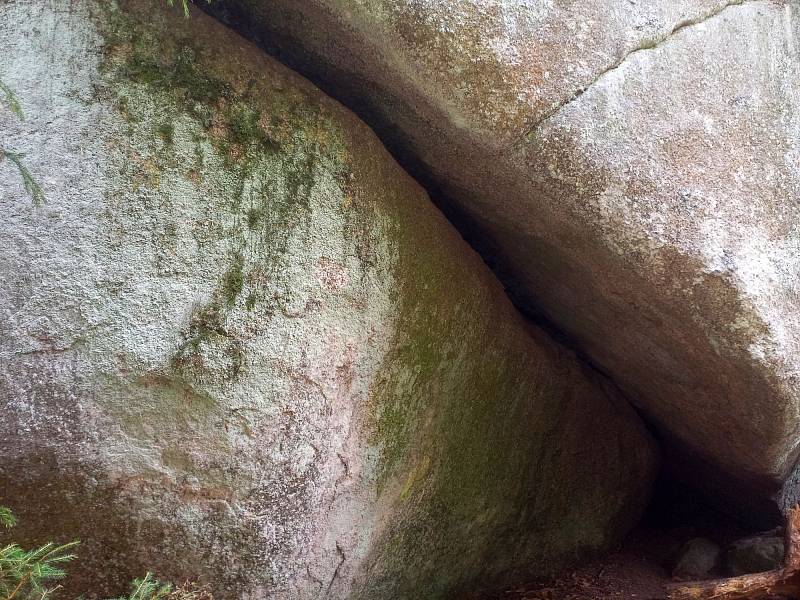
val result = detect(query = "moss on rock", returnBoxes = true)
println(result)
[0,2,657,599]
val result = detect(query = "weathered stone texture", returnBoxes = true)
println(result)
[209,0,800,520]
[0,1,656,597]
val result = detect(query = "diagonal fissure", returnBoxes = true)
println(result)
[515,0,763,144]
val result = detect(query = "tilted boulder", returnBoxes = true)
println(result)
[0,1,656,598]
[208,0,800,521]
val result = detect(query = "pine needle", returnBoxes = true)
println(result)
[0,508,211,599]
[164,0,213,18]
[0,79,23,120]
[0,541,79,600]
[0,148,45,206]
[165,0,189,17]
[116,573,174,600]
[0,509,15,530]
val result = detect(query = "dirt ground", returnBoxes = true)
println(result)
[484,477,773,600]
[492,549,670,600]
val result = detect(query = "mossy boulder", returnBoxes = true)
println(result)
[0,1,656,597]
[208,0,800,523]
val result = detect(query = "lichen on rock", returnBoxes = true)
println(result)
[208,0,800,524]
[0,1,657,598]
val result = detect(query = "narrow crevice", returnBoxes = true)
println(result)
[197,4,787,592]
[201,1,763,376]
[324,543,346,597]
[197,3,681,466]
[198,0,760,450]
[201,2,582,345]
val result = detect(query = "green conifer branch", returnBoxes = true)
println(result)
[0,507,212,600]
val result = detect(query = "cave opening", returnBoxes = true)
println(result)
[198,3,786,596]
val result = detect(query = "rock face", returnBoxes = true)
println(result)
[0,1,657,598]
[726,533,785,576]
[208,0,800,521]
[672,538,721,581]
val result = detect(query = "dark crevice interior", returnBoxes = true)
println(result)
[644,472,756,540]
[200,0,768,569]
[199,0,621,388]
[468,473,769,599]
[629,471,762,576]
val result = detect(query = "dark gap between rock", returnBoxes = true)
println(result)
[199,5,781,597]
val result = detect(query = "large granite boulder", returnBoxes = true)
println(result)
[0,1,656,598]
[207,0,800,522]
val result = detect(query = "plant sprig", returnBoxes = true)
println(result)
[0,509,15,530]
[0,541,80,600]
[165,0,213,18]
[0,507,211,600]
[0,149,45,206]
[0,77,45,206]
[0,80,23,119]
